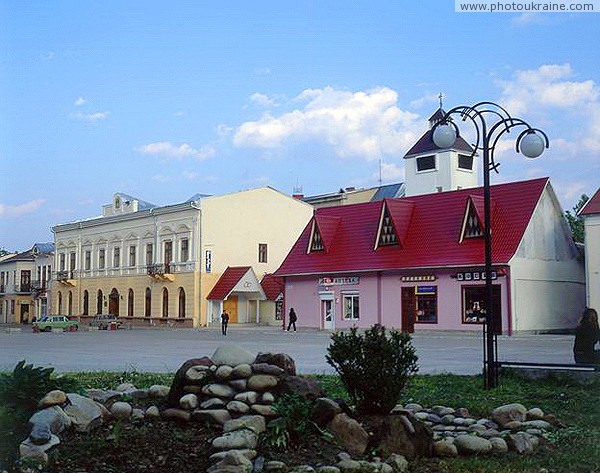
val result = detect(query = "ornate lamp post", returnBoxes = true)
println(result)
[432,102,549,388]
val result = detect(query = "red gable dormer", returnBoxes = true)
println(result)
[276,178,549,277]
[375,199,415,249]
[459,195,486,243]
[307,215,341,253]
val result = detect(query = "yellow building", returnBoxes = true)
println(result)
[51,188,313,327]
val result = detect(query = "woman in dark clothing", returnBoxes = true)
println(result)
[573,307,600,364]
[287,308,297,332]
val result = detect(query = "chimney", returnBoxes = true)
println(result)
[292,185,304,199]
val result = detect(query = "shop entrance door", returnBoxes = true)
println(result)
[401,287,415,333]
[321,297,334,330]
[223,296,238,323]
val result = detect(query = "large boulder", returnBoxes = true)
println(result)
[491,403,527,428]
[374,414,434,459]
[167,357,213,406]
[327,413,369,456]
[212,345,256,367]
[254,352,297,376]
[63,393,104,433]
[277,376,325,400]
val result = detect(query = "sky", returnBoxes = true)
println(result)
[1,1,599,252]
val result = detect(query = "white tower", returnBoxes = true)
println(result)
[403,107,478,197]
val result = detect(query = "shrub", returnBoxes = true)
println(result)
[326,325,418,415]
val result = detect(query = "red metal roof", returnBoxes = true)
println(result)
[579,188,600,215]
[275,178,549,276]
[260,273,284,301]
[206,266,252,300]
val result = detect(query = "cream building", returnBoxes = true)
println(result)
[51,188,313,327]
[579,188,600,312]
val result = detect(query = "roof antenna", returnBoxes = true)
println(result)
[378,157,383,186]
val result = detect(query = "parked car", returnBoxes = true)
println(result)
[89,314,122,330]
[34,315,79,332]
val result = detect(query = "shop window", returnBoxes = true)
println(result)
[462,285,501,331]
[343,293,359,320]
[415,286,438,323]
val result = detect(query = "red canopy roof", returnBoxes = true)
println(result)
[579,188,600,216]
[276,178,549,276]
[260,273,284,301]
[206,266,252,300]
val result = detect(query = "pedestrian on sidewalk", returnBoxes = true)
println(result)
[287,308,297,332]
[221,311,229,336]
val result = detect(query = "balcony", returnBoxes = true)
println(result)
[146,263,174,282]
[13,284,32,294]
[56,270,77,286]
[31,280,47,292]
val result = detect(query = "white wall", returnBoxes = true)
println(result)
[584,213,600,311]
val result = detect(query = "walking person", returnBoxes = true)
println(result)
[221,311,229,336]
[287,308,297,332]
[573,307,600,364]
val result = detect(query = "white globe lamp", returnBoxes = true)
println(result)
[432,124,457,149]
[519,131,545,158]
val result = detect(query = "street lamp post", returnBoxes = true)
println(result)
[432,102,549,389]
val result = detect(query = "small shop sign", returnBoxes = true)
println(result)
[318,276,360,286]
[401,275,436,282]
[456,270,497,281]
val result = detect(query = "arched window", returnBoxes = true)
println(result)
[128,289,134,317]
[178,287,185,319]
[97,289,103,315]
[82,290,89,315]
[162,288,169,318]
[68,291,73,315]
[109,288,119,316]
[145,288,151,317]
[58,292,63,314]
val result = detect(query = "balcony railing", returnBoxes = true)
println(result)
[147,263,172,277]
[31,280,47,291]
[13,284,32,293]
[55,270,77,282]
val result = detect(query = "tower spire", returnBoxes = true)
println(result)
[438,92,444,109]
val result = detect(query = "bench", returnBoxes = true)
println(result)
[497,361,599,371]
[496,361,599,383]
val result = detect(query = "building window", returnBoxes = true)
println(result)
[181,239,189,262]
[178,287,185,319]
[146,243,153,266]
[69,252,76,272]
[82,290,89,315]
[310,226,324,252]
[59,253,66,271]
[164,241,173,273]
[128,289,134,317]
[458,154,473,171]
[68,291,73,315]
[343,293,359,320]
[415,286,437,323]
[113,247,121,268]
[99,249,106,270]
[416,155,436,172]
[462,285,501,328]
[378,208,398,247]
[129,245,136,267]
[145,288,151,317]
[84,251,91,271]
[97,290,103,314]
[162,288,169,318]
[258,243,268,263]
[57,292,62,314]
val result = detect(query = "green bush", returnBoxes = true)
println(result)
[0,361,80,472]
[326,325,418,415]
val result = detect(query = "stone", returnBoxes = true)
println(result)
[201,397,227,409]
[336,459,362,473]
[148,384,170,398]
[38,390,67,409]
[251,363,286,376]
[489,437,508,453]
[227,400,251,414]
[216,365,234,380]
[19,443,48,464]
[110,401,133,419]
[145,406,160,418]
[521,420,553,430]
[441,414,455,425]
[491,403,527,428]
[212,345,256,367]
[85,388,123,405]
[277,375,325,400]
[209,449,257,462]
[254,353,297,375]
[467,423,487,433]
[192,409,232,425]
[161,408,191,422]
[375,415,433,459]
[526,407,545,420]
[456,407,470,418]
[203,383,237,398]
[507,432,536,454]
[180,393,199,410]
[212,429,258,450]
[207,449,254,473]
[223,415,267,434]
[454,435,492,455]
[327,413,369,456]
[20,434,60,453]
[229,379,248,391]
[357,461,378,473]
[28,406,72,441]
[403,403,423,412]
[247,374,279,391]
[432,406,455,416]
[231,363,253,378]
[316,467,341,473]
[131,408,145,421]
[129,389,150,400]
[433,439,458,457]
[503,420,523,430]
[64,393,104,432]
[261,392,275,404]
[265,460,288,472]
[289,466,315,473]
[312,397,342,427]
[250,404,277,417]
[167,357,214,406]
[115,382,137,393]
[186,365,213,382]
[234,391,259,404]
[183,385,204,394]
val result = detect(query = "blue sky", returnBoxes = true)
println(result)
[1,1,599,251]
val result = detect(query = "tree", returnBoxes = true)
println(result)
[0,248,11,258]
[564,194,589,243]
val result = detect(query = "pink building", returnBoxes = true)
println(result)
[275,178,585,334]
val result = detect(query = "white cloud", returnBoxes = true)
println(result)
[234,86,422,159]
[137,142,216,160]
[74,97,87,106]
[70,111,109,122]
[249,92,278,108]
[0,199,45,218]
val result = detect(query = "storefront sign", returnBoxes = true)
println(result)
[318,276,359,286]
[416,285,437,295]
[456,270,497,281]
[205,250,212,273]
[401,275,436,282]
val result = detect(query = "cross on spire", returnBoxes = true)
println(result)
[438,92,445,109]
